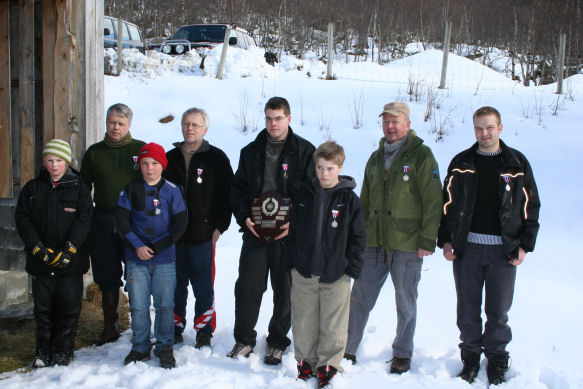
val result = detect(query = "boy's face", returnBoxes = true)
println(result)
[316,157,342,189]
[140,157,163,185]
[265,108,291,141]
[43,154,68,181]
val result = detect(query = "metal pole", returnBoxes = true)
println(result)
[117,16,123,76]
[556,33,566,94]
[326,22,334,80]
[216,28,231,80]
[439,20,452,89]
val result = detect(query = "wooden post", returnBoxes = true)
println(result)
[117,16,123,75]
[216,27,230,80]
[556,33,566,95]
[19,0,35,186]
[326,22,334,80]
[85,0,104,148]
[0,1,12,198]
[439,20,452,89]
[42,0,56,143]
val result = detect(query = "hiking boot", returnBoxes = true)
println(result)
[343,352,357,365]
[390,357,411,374]
[297,359,313,381]
[195,332,212,349]
[174,332,184,344]
[487,354,509,385]
[264,344,284,365]
[52,351,73,366]
[457,350,481,383]
[32,349,51,368]
[226,342,253,358]
[154,347,176,369]
[317,365,337,388]
[124,349,151,365]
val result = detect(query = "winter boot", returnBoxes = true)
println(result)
[195,332,212,349]
[52,351,74,366]
[297,359,314,381]
[124,349,151,365]
[343,352,357,364]
[32,347,51,368]
[487,354,509,385]
[264,344,284,365]
[317,365,337,388]
[457,350,481,383]
[390,357,411,374]
[154,346,176,369]
[93,290,121,346]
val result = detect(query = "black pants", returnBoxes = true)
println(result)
[88,208,124,291]
[32,274,83,355]
[233,233,291,349]
[453,242,516,358]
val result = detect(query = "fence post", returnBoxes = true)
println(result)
[326,22,334,80]
[556,33,566,94]
[117,16,123,76]
[439,20,452,89]
[216,27,231,80]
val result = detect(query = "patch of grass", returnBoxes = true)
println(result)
[0,283,129,374]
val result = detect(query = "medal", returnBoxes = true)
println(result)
[196,168,203,184]
[153,198,161,214]
[503,176,510,191]
[133,155,139,169]
[331,209,339,228]
[282,163,288,180]
[403,165,409,181]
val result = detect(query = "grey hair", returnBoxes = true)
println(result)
[181,107,209,128]
[106,103,133,124]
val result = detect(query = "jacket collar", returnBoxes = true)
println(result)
[376,129,423,152]
[460,140,522,168]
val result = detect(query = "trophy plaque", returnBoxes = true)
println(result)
[250,190,292,241]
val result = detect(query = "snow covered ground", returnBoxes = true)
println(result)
[2,46,583,388]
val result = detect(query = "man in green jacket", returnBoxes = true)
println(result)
[80,103,145,346]
[344,102,442,374]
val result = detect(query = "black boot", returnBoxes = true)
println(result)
[93,290,121,346]
[317,365,337,388]
[487,354,509,385]
[457,350,481,383]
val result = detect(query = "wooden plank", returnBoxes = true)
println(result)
[69,0,82,170]
[19,0,35,186]
[85,0,104,148]
[0,1,12,198]
[42,0,56,142]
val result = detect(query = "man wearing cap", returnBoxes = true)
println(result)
[80,103,145,346]
[344,102,442,374]
[163,107,233,348]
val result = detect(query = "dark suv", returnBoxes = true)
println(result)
[104,16,145,53]
[161,24,257,55]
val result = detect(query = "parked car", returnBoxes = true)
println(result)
[161,23,277,65]
[104,16,145,53]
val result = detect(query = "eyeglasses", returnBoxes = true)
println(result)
[182,123,205,129]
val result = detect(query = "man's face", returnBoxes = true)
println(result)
[265,108,291,141]
[182,113,208,145]
[140,157,163,185]
[474,114,502,153]
[382,113,410,143]
[43,154,68,181]
[316,157,342,189]
[106,113,131,141]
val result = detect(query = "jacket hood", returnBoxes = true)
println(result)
[38,167,80,184]
[311,175,356,191]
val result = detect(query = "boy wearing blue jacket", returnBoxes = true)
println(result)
[286,141,366,388]
[116,142,187,368]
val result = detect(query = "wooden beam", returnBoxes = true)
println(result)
[85,0,104,148]
[42,0,56,142]
[0,1,12,198]
[19,0,35,186]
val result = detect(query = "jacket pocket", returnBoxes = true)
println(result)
[391,217,421,232]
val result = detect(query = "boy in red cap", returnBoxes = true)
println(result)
[115,142,187,368]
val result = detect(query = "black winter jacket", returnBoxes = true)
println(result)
[15,168,93,276]
[231,128,316,231]
[286,177,366,283]
[163,141,233,245]
[437,140,540,259]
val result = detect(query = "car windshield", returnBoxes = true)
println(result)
[172,25,227,43]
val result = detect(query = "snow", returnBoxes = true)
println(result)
[2,47,583,389]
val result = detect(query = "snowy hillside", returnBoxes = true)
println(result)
[2,47,583,388]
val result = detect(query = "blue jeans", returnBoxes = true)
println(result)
[174,242,215,334]
[126,261,176,353]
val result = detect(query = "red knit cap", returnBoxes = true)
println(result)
[138,142,168,170]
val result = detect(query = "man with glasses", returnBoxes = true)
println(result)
[163,108,233,349]
[228,97,315,365]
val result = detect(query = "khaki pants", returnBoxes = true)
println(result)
[291,269,351,372]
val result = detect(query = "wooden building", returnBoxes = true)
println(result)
[0,0,104,317]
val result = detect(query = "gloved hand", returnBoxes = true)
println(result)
[31,242,55,264]
[49,241,77,268]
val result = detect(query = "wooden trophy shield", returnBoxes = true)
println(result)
[250,190,292,241]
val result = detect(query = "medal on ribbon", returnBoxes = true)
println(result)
[153,198,161,214]
[403,165,410,181]
[504,176,510,191]
[133,155,139,169]
[331,209,339,228]
[196,168,203,184]
[282,163,288,180]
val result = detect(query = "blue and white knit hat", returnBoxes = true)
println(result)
[43,139,72,164]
